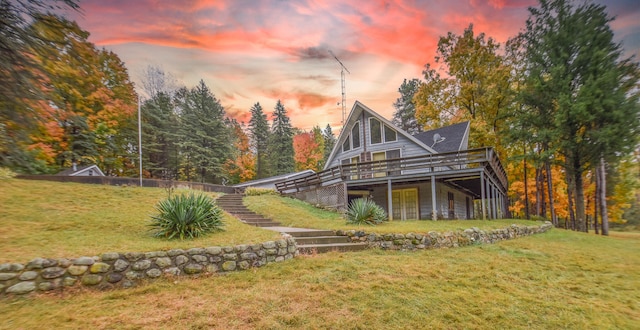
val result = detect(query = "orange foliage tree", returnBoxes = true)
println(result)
[223,121,256,184]
[293,131,323,172]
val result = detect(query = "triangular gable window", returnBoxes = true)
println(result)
[370,117,397,144]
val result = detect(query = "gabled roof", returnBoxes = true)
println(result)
[413,121,470,153]
[233,170,315,188]
[56,164,105,176]
[324,101,437,170]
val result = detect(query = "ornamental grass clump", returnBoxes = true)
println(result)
[149,192,224,240]
[345,198,387,226]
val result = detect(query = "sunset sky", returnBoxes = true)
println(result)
[67,0,640,131]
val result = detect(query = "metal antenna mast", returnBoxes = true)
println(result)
[328,50,350,124]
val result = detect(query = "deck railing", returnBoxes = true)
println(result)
[276,147,507,194]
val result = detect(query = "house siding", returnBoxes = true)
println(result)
[327,111,433,168]
[364,181,473,220]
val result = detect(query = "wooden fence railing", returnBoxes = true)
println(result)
[16,175,238,194]
[276,147,507,194]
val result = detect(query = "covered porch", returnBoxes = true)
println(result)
[275,147,509,220]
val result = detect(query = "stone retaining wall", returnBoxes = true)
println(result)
[335,222,553,250]
[0,238,297,296]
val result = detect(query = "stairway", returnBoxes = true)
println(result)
[216,194,281,227]
[282,228,368,254]
[217,194,368,253]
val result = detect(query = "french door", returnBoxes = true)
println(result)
[391,188,419,220]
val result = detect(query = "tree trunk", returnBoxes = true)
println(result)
[545,160,557,226]
[524,153,530,220]
[536,167,542,217]
[594,166,599,235]
[565,159,576,230]
[574,168,587,233]
[599,158,609,236]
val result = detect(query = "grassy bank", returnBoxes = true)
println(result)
[0,179,280,263]
[244,194,542,233]
[1,229,638,329]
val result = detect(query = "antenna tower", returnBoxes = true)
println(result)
[328,50,350,124]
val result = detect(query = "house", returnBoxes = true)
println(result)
[275,101,508,220]
[56,163,105,177]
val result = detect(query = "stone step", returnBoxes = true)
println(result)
[285,230,336,238]
[298,242,368,254]
[294,236,351,245]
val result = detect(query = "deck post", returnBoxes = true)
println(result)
[387,179,393,221]
[431,175,437,221]
[480,171,486,220]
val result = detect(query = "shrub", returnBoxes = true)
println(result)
[0,167,16,180]
[345,198,387,226]
[149,192,224,240]
[244,187,279,196]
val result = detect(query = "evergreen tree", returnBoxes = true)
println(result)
[248,102,270,179]
[141,92,180,179]
[322,124,336,167]
[179,80,231,183]
[268,100,295,175]
[518,0,640,232]
[392,78,422,134]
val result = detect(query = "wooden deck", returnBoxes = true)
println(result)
[275,147,507,194]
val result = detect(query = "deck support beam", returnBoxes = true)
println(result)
[480,171,486,220]
[387,179,393,221]
[431,175,437,221]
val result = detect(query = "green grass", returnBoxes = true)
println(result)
[245,195,543,233]
[0,179,280,263]
[1,230,638,329]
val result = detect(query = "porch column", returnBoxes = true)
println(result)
[492,185,498,220]
[486,178,493,219]
[431,175,437,221]
[480,171,486,220]
[387,179,393,221]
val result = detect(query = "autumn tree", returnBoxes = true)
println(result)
[0,1,79,172]
[293,130,323,172]
[27,15,137,174]
[268,100,295,175]
[392,78,422,134]
[223,120,256,183]
[249,102,270,179]
[414,24,514,155]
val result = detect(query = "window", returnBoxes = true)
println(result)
[370,118,382,144]
[342,136,351,152]
[384,125,397,142]
[369,117,397,144]
[352,122,361,148]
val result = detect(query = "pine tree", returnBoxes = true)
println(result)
[322,124,336,167]
[392,78,422,134]
[248,102,270,179]
[268,100,294,175]
[179,80,231,183]
[519,0,640,233]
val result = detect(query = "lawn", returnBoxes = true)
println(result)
[0,179,280,263]
[244,194,544,233]
[1,229,638,329]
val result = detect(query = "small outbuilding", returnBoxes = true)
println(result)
[56,163,105,177]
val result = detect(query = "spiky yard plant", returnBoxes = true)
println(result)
[345,198,387,226]
[149,192,224,240]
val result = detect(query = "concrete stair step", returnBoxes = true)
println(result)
[298,242,368,253]
[243,221,281,227]
[295,236,351,245]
